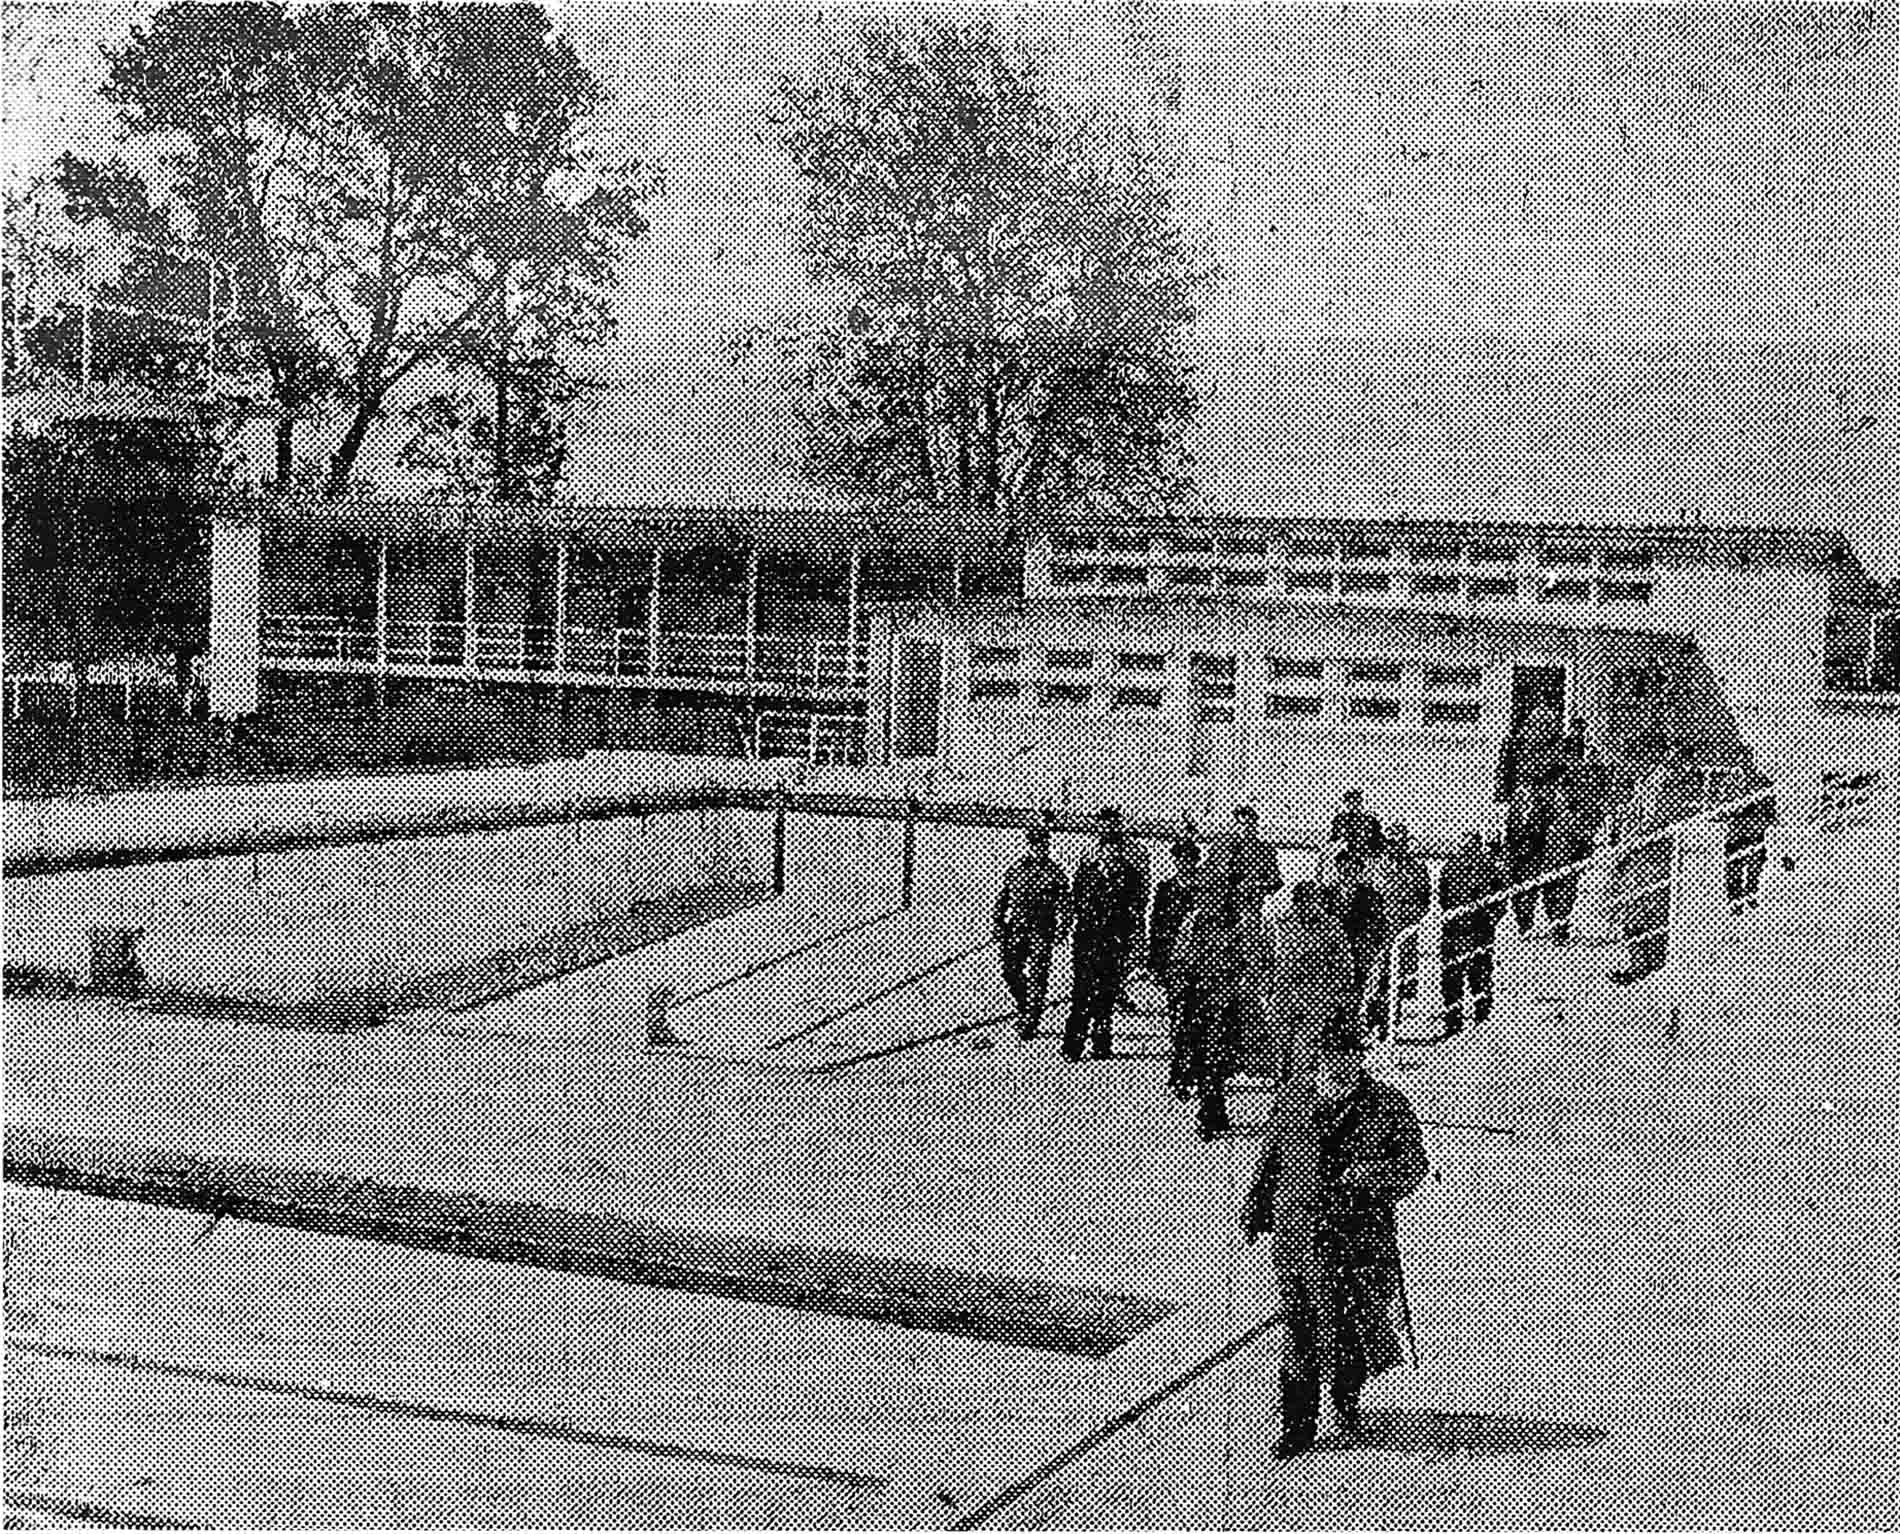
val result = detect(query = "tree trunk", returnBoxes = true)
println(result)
[493,263,512,504]
[273,416,295,487]
[326,395,383,497]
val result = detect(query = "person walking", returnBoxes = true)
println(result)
[1377,823,1432,1005]
[991,823,1070,1041]
[1201,805,1284,926]
[1328,789,1382,861]
[1505,771,1587,941]
[1438,828,1504,1031]
[1327,848,1390,1005]
[1241,1011,1429,1459]
[1171,888,1252,1136]
[1149,838,1202,1094]
[1261,881,1356,1083]
[1062,807,1145,1062]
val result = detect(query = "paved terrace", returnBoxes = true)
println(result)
[4,777,1895,1526]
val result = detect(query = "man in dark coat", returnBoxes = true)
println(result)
[1505,772,1588,941]
[1149,838,1202,1095]
[1170,888,1256,1136]
[1062,807,1145,1062]
[992,824,1071,1040]
[1328,789,1381,860]
[1327,849,1389,1004]
[1260,881,1356,1083]
[1242,1012,1428,1459]
[1611,747,1704,980]
[1438,828,1504,1031]
[1201,804,1284,925]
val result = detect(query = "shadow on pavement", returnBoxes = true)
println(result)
[1356,1409,1608,1459]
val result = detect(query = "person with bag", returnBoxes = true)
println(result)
[1241,1011,1428,1460]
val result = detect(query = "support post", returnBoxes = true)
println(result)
[772,782,788,895]
[554,537,569,673]
[462,528,477,675]
[744,546,760,689]
[901,790,918,909]
[647,546,663,679]
[845,544,863,668]
[374,534,389,684]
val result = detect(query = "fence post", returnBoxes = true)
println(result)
[773,782,788,896]
[901,791,919,909]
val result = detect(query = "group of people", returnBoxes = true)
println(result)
[990,792,1432,1139]
[989,796,1431,1459]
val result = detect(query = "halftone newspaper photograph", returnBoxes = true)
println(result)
[2,1,1895,1526]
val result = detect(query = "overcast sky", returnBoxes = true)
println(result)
[5,2,1895,564]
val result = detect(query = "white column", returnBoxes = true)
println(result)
[462,529,477,675]
[554,536,570,673]
[647,546,663,677]
[205,516,262,717]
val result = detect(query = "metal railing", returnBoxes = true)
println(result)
[260,614,870,694]
[755,708,866,766]
[1363,773,1884,1047]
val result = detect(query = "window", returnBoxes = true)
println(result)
[1412,541,1462,564]
[1163,532,1213,554]
[1101,564,1149,587]
[1271,657,1324,681]
[1423,701,1483,727]
[1341,541,1392,561]
[971,678,1020,701]
[1116,652,1166,673]
[1540,545,1592,567]
[1287,571,1333,594]
[1348,661,1402,686]
[1192,654,1237,678]
[1105,530,1149,553]
[1348,697,1403,721]
[1046,649,1093,671]
[972,646,1020,669]
[1469,542,1517,564]
[1111,686,1164,710]
[1166,567,1213,587]
[1412,573,1460,598]
[1540,579,1592,603]
[1197,680,1236,701]
[1470,577,1519,602]
[1220,537,1273,559]
[1340,571,1391,595]
[1267,694,1325,717]
[1599,580,1654,604]
[1041,683,1092,707]
[1050,564,1095,588]
[1288,538,1334,561]
[1423,665,1482,692]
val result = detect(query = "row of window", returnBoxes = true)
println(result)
[970,649,1484,689]
[969,680,1485,727]
[1045,564,1655,604]
[1049,530,1659,572]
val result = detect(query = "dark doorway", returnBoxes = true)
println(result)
[1508,663,1569,727]
[891,640,943,760]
